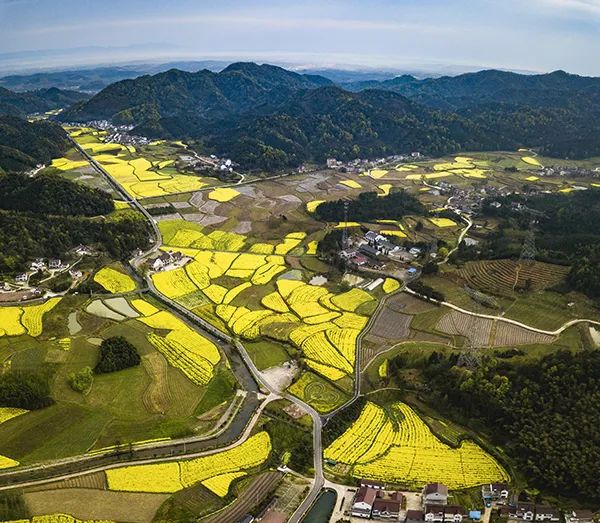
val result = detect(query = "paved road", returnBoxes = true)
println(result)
[438,213,473,265]
[49,137,325,521]
[405,287,600,335]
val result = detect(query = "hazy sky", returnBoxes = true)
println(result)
[1,0,599,75]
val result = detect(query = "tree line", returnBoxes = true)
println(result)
[417,350,600,502]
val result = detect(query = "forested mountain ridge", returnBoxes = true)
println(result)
[61,62,332,124]
[0,116,70,173]
[202,87,511,169]
[60,64,600,168]
[344,69,600,109]
[0,86,89,118]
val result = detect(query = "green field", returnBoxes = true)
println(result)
[0,294,238,465]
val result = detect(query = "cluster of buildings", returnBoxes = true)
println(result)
[351,482,473,522]
[326,153,422,173]
[149,250,186,272]
[340,230,421,280]
[539,166,599,178]
[352,480,405,520]
[502,504,561,522]
[405,483,470,523]
[11,245,95,286]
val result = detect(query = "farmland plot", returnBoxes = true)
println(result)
[436,310,493,347]
[325,401,508,489]
[492,322,556,346]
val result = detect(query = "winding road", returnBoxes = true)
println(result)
[404,286,600,335]
[3,139,591,521]
[0,137,326,521]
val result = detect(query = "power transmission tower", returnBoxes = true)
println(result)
[453,292,483,369]
[519,229,537,264]
[341,200,350,250]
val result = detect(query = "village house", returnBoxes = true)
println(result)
[359,243,380,258]
[423,483,449,506]
[48,259,62,269]
[510,502,536,521]
[424,505,465,523]
[372,491,403,520]
[534,507,560,522]
[564,510,594,523]
[73,244,95,257]
[481,483,510,503]
[352,486,378,518]
[360,479,385,490]
[406,510,425,523]
[349,253,369,267]
[150,251,183,271]
[15,273,28,283]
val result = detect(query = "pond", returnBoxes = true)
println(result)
[301,489,337,523]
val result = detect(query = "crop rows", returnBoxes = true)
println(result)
[455,259,569,296]
[106,431,271,495]
[136,302,221,385]
[0,298,61,338]
[326,401,509,489]
[152,220,374,386]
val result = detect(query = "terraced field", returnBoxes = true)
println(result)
[454,259,569,296]
[325,401,508,489]
[69,128,214,198]
[150,220,376,396]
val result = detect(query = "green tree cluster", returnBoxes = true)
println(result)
[94,336,141,374]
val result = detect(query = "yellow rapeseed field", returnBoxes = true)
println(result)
[0,307,25,337]
[0,407,27,424]
[339,180,362,189]
[306,200,325,213]
[382,278,400,294]
[0,454,19,469]
[334,222,361,228]
[21,298,61,337]
[330,288,374,312]
[522,156,542,167]
[367,169,388,179]
[50,157,89,171]
[429,217,458,228]
[106,431,271,493]
[201,471,247,497]
[207,187,240,202]
[138,305,221,385]
[94,267,136,294]
[152,267,198,298]
[325,401,509,489]
[378,184,392,197]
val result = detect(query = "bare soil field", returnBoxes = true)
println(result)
[436,310,493,347]
[387,293,437,314]
[24,488,168,523]
[141,351,172,414]
[368,308,412,340]
[24,471,107,492]
[492,321,556,346]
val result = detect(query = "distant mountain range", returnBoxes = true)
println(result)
[56,63,600,168]
[61,62,332,125]
[2,62,599,172]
